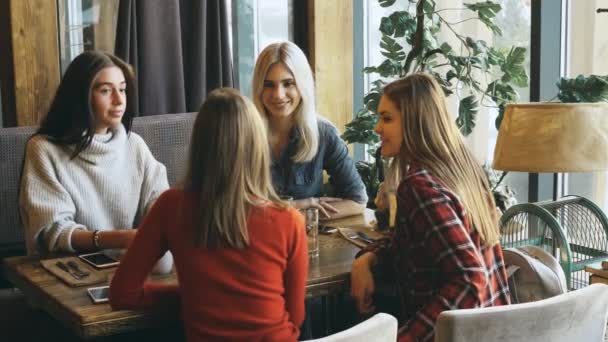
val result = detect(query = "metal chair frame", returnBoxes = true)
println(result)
[500,196,608,289]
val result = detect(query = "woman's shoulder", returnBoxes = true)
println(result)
[125,131,149,150]
[27,134,52,148]
[264,205,302,219]
[398,166,451,198]
[316,116,339,136]
[157,188,182,201]
[257,205,304,229]
[124,131,158,163]
[25,134,64,158]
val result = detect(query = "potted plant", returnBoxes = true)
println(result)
[342,0,529,208]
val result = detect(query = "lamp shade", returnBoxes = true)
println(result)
[492,102,608,172]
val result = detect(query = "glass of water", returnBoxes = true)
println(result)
[305,208,319,258]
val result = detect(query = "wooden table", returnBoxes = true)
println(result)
[3,209,375,339]
[585,262,608,285]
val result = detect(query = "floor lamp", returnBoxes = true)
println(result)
[493,102,608,288]
[492,102,608,201]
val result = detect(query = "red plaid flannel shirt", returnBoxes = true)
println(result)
[362,165,510,342]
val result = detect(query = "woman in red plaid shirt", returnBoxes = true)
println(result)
[351,73,510,342]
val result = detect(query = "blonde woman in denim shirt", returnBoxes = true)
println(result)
[252,41,367,219]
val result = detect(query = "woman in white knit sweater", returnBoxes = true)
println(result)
[19,51,170,264]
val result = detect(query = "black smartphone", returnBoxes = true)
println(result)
[79,252,119,269]
[87,285,110,304]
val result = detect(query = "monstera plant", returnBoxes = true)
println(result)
[342,0,529,207]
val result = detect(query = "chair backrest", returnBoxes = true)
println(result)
[0,112,196,257]
[434,283,608,342]
[130,112,196,186]
[503,245,568,303]
[0,125,37,255]
[304,313,398,342]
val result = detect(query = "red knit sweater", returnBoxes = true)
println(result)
[110,189,308,341]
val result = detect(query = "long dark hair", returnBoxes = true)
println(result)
[36,51,136,158]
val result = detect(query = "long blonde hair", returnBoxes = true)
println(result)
[184,88,285,248]
[384,73,500,245]
[252,41,319,162]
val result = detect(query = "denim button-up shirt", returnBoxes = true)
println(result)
[271,119,368,204]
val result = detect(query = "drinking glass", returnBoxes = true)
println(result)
[306,208,319,258]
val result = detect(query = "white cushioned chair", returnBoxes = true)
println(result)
[305,313,398,342]
[434,283,608,342]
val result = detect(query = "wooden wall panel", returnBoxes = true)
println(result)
[10,0,60,126]
[309,0,353,134]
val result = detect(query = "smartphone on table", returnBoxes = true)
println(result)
[78,252,119,269]
[87,285,110,304]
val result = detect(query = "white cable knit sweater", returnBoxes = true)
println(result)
[19,124,169,255]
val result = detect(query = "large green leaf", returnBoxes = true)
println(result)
[390,11,417,38]
[380,16,395,36]
[379,35,406,62]
[465,38,488,56]
[464,1,503,35]
[500,46,528,87]
[378,0,397,8]
[364,91,382,113]
[486,81,518,105]
[456,95,478,136]
[423,0,436,19]
[556,74,608,103]
[487,47,505,66]
[464,1,501,19]
[342,113,379,146]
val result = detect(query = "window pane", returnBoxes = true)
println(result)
[359,0,532,204]
[57,0,119,74]
[487,0,532,204]
[565,1,608,211]
[232,0,293,97]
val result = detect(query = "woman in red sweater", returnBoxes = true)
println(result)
[109,88,308,341]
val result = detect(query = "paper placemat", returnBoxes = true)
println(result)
[40,256,106,287]
[338,227,387,249]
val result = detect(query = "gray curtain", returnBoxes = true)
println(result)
[115,0,233,116]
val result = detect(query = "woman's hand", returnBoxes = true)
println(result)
[374,182,388,210]
[293,197,340,218]
[351,252,377,314]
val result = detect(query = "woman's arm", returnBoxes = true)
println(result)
[320,122,369,208]
[293,197,365,219]
[283,210,308,327]
[133,134,170,215]
[109,191,178,311]
[350,252,378,314]
[350,232,394,314]
[398,184,493,341]
[70,229,136,251]
[19,138,88,254]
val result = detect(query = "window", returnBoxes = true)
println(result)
[357,0,532,204]
[487,0,532,204]
[565,1,608,211]
[231,0,293,97]
[57,0,119,74]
